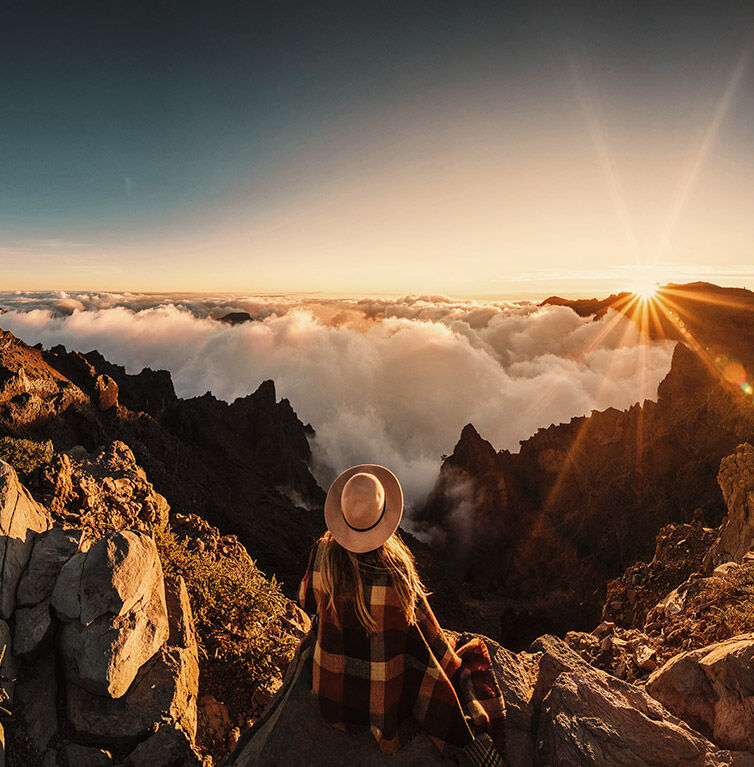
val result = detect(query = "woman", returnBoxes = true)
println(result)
[298,464,507,766]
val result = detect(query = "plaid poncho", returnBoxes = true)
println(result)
[298,540,506,761]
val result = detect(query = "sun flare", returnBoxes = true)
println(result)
[631,279,660,300]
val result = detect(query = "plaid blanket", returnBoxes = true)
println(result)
[298,541,506,763]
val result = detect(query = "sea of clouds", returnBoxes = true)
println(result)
[0,291,675,508]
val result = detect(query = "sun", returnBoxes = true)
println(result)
[624,265,663,301]
[631,278,660,300]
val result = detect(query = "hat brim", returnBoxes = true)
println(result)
[324,464,403,553]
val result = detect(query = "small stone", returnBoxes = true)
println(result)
[635,644,657,671]
[593,621,615,638]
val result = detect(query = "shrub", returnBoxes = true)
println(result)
[154,526,297,694]
[716,562,754,634]
[0,436,53,477]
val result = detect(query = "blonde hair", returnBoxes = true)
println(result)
[318,530,429,633]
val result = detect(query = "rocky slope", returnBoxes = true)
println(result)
[229,440,754,766]
[418,284,754,645]
[0,330,324,589]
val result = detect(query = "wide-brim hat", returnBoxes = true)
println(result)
[324,464,403,553]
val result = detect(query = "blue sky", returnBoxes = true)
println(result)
[2,1,753,296]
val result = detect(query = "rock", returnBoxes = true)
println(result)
[647,633,754,752]
[77,530,164,626]
[530,635,754,767]
[60,569,168,697]
[634,644,657,671]
[592,621,615,638]
[482,638,537,767]
[13,599,54,658]
[198,694,233,748]
[225,648,458,767]
[40,442,170,534]
[67,644,198,750]
[93,374,118,411]
[0,461,51,618]
[14,651,58,756]
[124,725,202,767]
[51,551,85,621]
[659,584,687,616]
[164,576,196,649]
[54,531,169,697]
[705,444,754,571]
[17,527,82,607]
[60,742,114,765]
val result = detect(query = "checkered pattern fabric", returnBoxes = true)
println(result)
[298,541,506,760]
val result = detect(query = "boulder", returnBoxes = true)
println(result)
[60,742,114,766]
[93,374,118,411]
[13,599,54,658]
[123,725,202,767]
[51,550,85,621]
[0,461,50,618]
[531,635,754,767]
[17,527,82,607]
[77,530,164,626]
[60,569,168,697]
[164,576,196,649]
[647,634,754,752]
[481,639,536,767]
[66,645,199,750]
[704,444,754,571]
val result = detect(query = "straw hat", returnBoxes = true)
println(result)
[324,464,403,553]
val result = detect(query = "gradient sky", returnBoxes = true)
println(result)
[2,0,753,297]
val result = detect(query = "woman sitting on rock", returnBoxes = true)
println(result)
[298,464,507,766]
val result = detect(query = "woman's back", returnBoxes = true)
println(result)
[299,536,506,756]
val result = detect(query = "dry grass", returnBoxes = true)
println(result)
[155,526,297,695]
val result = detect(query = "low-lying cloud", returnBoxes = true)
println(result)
[0,292,675,508]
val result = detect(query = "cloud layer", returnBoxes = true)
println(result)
[0,292,674,508]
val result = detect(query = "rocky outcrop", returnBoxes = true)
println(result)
[647,634,754,753]
[56,531,169,697]
[0,461,50,618]
[3,468,201,765]
[704,444,754,571]
[418,339,754,645]
[0,330,325,593]
[38,441,170,535]
[227,631,754,767]
[531,634,754,767]
[602,521,718,629]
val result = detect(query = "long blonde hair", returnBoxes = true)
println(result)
[318,530,429,633]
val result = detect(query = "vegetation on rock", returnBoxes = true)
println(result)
[155,526,297,695]
[0,436,53,477]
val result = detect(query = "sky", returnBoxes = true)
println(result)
[2,0,753,297]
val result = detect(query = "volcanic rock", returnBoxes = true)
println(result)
[704,443,754,571]
[57,531,169,697]
[647,634,754,752]
[0,460,51,618]
[66,644,199,749]
[123,725,202,767]
[16,526,82,608]
[39,441,170,534]
[93,374,118,411]
[13,600,54,658]
[418,338,754,643]
[531,634,754,767]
